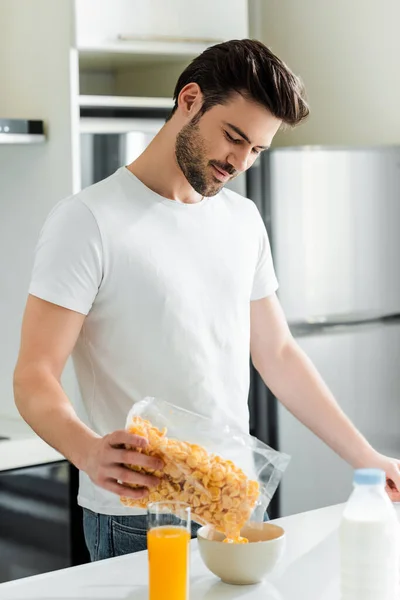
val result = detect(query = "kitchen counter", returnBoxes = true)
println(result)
[0,503,350,599]
[0,417,91,581]
[0,416,63,471]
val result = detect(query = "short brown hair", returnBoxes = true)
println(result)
[169,39,309,127]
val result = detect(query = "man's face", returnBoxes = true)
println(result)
[175,94,282,197]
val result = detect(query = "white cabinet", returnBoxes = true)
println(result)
[74,0,248,49]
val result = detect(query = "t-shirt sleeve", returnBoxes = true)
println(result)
[250,207,279,301]
[29,198,103,315]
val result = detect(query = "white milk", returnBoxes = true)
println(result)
[339,468,400,600]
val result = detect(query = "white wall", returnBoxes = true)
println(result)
[254,0,400,146]
[0,0,79,419]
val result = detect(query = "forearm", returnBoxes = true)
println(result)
[256,338,375,468]
[13,366,100,471]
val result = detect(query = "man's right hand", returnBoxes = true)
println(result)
[84,430,163,499]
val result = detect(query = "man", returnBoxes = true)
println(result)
[14,39,400,561]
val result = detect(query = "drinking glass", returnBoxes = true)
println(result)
[147,501,191,600]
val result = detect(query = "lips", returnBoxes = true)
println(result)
[211,164,231,182]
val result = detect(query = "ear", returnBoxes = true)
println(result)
[177,83,203,118]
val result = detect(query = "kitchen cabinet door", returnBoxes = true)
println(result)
[74,0,249,49]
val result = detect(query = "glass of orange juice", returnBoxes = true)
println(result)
[147,501,191,600]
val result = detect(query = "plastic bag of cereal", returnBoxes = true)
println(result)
[120,397,290,543]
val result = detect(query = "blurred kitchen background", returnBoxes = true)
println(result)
[1,0,400,584]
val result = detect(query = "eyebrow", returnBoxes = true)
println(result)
[223,122,270,150]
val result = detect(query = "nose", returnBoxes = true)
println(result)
[227,147,253,174]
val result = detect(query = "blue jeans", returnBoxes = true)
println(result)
[83,508,269,561]
[83,508,201,561]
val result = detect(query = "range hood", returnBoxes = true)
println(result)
[0,119,45,144]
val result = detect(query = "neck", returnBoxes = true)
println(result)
[126,123,203,204]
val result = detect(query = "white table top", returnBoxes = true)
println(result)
[0,503,348,600]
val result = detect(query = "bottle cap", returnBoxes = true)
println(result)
[354,468,386,486]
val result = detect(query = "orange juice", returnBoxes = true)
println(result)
[147,526,191,600]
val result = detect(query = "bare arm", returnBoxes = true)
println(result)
[250,294,400,495]
[13,295,162,499]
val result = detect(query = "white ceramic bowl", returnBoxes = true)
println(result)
[197,522,285,585]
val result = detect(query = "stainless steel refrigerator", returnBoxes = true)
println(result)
[248,146,400,517]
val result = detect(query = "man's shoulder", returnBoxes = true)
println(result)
[75,168,125,210]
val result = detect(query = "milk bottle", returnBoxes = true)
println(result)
[340,468,400,600]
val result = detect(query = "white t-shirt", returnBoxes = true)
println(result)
[29,166,278,515]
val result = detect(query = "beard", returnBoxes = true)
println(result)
[175,117,236,197]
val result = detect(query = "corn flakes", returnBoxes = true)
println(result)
[120,416,260,543]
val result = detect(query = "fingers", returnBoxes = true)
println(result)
[113,448,164,471]
[103,479,150,499]
[386,476,400,502]
[386,485,400,502]
[389,464,400,490]
[384,459,400,501]
[111,466,160,489]
[107,429,148,449]
[88,430,165,500]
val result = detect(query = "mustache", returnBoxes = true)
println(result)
[209,161,237,177]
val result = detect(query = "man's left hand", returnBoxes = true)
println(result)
[361,451,400,502]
